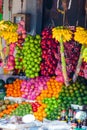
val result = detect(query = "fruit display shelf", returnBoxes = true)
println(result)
[0,123,34,130]
[4,96,36,104]
[4,97,25,103]
[0,121,35,130]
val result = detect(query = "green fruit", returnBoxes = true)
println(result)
[25,37,29,42]
[35,34,41,40]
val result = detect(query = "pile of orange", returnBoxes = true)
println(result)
[0,103,19,118]
[5,79,23,97]
[36,77,63,101]
[33,102,47,121]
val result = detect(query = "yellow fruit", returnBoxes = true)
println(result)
[74,27,87,45]
[52,26,73,42]
[0,20,18,44]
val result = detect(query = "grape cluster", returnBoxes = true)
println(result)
[79,61,87,79]
[64,41,81,78]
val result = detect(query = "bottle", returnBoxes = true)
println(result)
[60,110,67,121]
[68,107,73,124]
[73,109,76,119]
[77,119,82,128]
[71,118,78,129]
[82,119,87,129]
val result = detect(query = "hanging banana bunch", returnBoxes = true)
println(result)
[73,27,87,82]
[52,26,73,86]
[74,27,87,45]
[52,26,73,42]
[0,20,18,45]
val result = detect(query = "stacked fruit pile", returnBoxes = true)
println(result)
[33,102,47,121]
[11,102,32,116]
[0,76,87,121]
[41,77,87,120]
[5,79,23,97]
[56,77,87,114]
[0,99,18,118]
[15,34,42,78]
[40,27,58,76]
[36,77,62,100]
[21,76,49,100]
[20,76,62,101]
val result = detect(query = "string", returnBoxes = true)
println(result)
[57,0,59,9]
[68,0,72,10]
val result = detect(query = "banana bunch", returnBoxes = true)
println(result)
[82,48,87,62]
[0,20,18,44]
[0,20,8,30]
[74,27,87,45]
[52,26,73,42]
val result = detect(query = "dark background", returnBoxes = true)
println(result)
[42,0,86,28]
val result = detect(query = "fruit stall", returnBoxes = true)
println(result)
[0,21,86,130]
[0,0,87,130]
